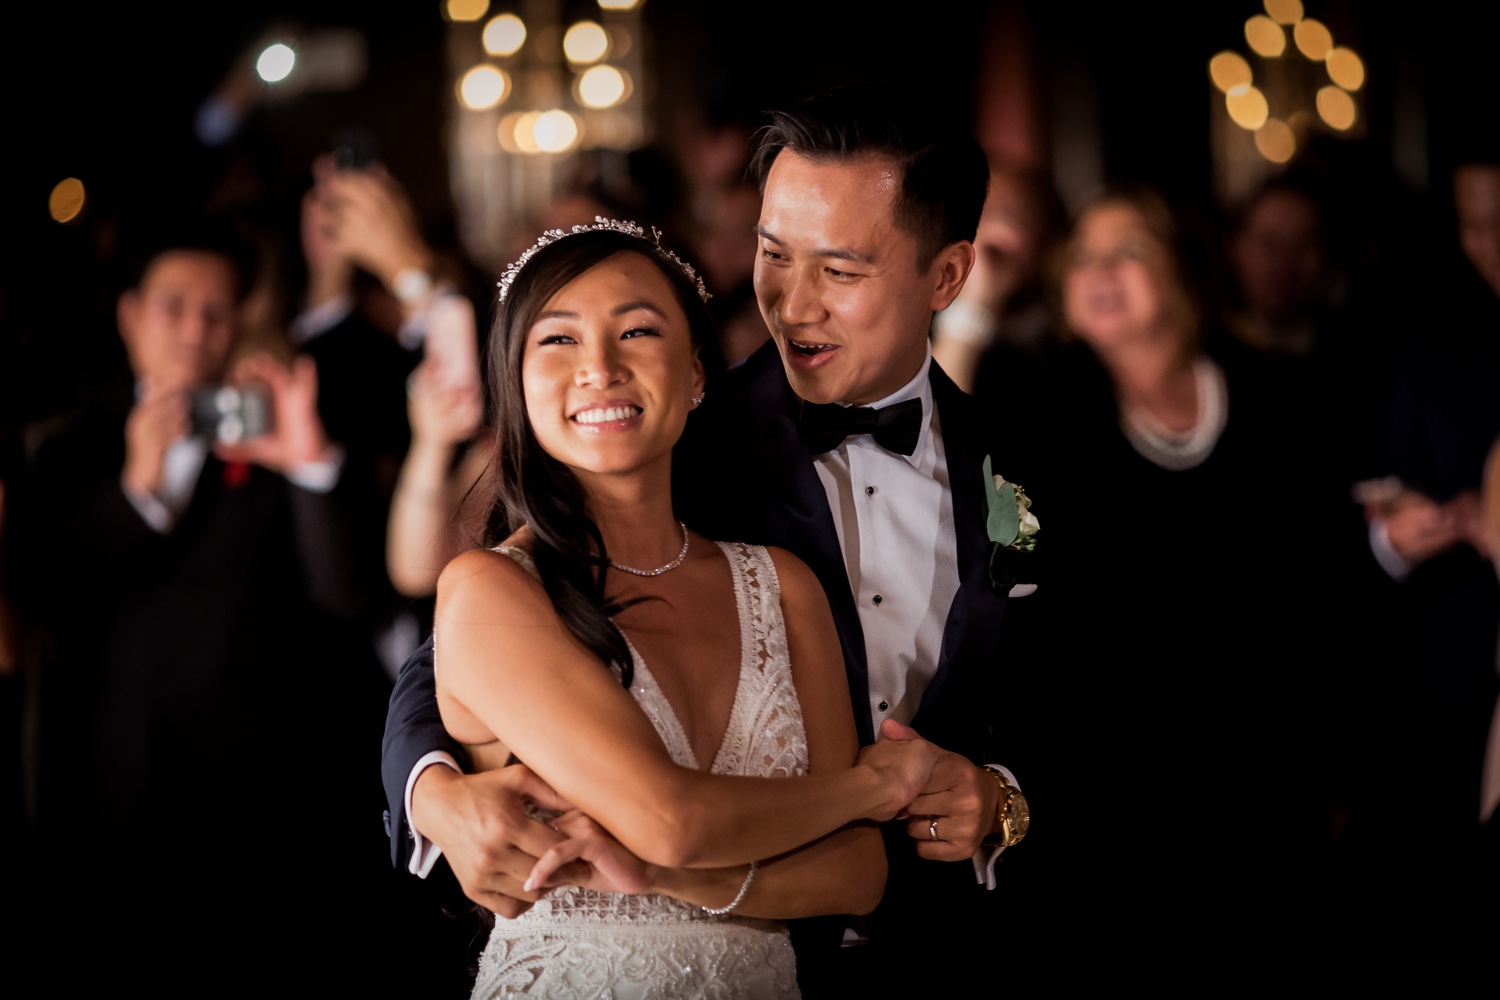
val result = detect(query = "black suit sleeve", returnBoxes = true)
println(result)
[380,635,458,869]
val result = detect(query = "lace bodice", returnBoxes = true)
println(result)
[470,541,808,1000]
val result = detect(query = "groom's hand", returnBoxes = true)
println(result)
[411,763,584,917]
[882,721,998,862]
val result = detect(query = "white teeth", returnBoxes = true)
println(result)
[574,405,642,425]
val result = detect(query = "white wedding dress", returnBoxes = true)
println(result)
[468,541,809,1000]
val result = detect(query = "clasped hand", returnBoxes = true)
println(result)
[865,718,1001,862]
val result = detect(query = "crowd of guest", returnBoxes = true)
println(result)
[2,104,1499,983]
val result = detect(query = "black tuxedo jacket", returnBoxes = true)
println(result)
[380,341,1036,981]
[20,389,370,842]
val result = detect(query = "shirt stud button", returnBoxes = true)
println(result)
[865,486,875,496]
[878,701,889,712]
[872,594,883,606]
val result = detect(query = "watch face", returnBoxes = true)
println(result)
[1005,791,1031,845]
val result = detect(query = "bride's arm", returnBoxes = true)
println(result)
[436,549,930,870]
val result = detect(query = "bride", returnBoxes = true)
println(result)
[434,221,939,999]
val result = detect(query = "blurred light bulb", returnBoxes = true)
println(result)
[1209,51,1253,93]
[578,65,628,108]
[49,178,85,223]
[563,21,609,63]
[446,0,489,22]
[1294,18,1333,61]
[1263,0,1303,25]
[1245,16,1286,57]
[1255,119,1297,163]
[1316,86,1357,130]
[483,14,526,56]
[458,65,509,110]
[1325,47,1365,91]
[533,110,581,153]
[1226,84,1270,130]
[498,112,527,152]
[512,111,543,153]
[257,43,296,83]
[597,0,643,9]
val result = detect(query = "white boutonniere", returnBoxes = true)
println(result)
[982,455,1039,553]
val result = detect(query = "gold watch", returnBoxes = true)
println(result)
[981,765,1030,848]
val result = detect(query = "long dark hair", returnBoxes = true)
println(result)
[482,228,723,688]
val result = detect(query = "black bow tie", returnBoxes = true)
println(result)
[798,397,924,456]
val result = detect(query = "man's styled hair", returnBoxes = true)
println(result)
[750,86,990,268]
[117,219,257,301]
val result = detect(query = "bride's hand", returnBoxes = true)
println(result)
[856,718,944,821]
[525,810,657,896]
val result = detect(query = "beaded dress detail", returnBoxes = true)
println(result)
[469,541,809,1000]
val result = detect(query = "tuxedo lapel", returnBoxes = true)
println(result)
[738,346,875,744]
[913,365,1007,752]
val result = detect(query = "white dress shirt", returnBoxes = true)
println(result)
[810,346,1012,888]
[122,394,345,535]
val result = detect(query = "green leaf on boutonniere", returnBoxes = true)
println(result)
[983,454,1019,547]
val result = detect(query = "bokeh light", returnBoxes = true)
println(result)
[49,178,85,223]
[510,111,542,154]
[458,65,509,110]
[256,43,296,83]
[563,21,609,63]
[533,110,581,153]
[446,0,489,22]
[578,65,629,108]
[597,0,643,9]
[1263,0,1303,25]
[1226,85,1270,130]
[483,14,526,56]
[1209,51,1253,93]
[1316,86,1357,130]
[1255,119,1296,163]
[1245,16,1286,57]
[1325,47,1365,91]
[1294,18,1334,61]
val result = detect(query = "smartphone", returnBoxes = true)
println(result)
[330,127,377,171]
[190,385,272,445]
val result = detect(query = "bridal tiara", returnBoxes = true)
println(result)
[497,217,712,304]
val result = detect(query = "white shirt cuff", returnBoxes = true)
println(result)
[404,751,461,878]
[1369,518,1415,582]
[289,294,354,345]
[121,478,173,534]
[285,444,346,494]
[972,764,1020,890]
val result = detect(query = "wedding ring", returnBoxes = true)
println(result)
[928,818,940,841]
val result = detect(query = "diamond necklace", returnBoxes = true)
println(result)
[609,521,690,577]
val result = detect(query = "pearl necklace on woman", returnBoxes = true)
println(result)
[609,521,691,576]
[1118,357,1229,471]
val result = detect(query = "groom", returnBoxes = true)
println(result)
[382,87,1039,990]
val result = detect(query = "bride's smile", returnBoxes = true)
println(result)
[522,250,705,478]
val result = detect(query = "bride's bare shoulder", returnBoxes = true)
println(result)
[437,538,551,629]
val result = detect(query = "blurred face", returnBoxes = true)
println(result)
[117,251,239,386]
[1456,165,1500,298]
[754,151,963,405]
[521,252,705,481]
[1062,203,1174,351]
[1231,189,1326,323]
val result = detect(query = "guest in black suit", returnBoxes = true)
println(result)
[17,226,367,985]
[381,89,1036,994]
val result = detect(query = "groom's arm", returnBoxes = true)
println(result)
[380,634,456,871]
